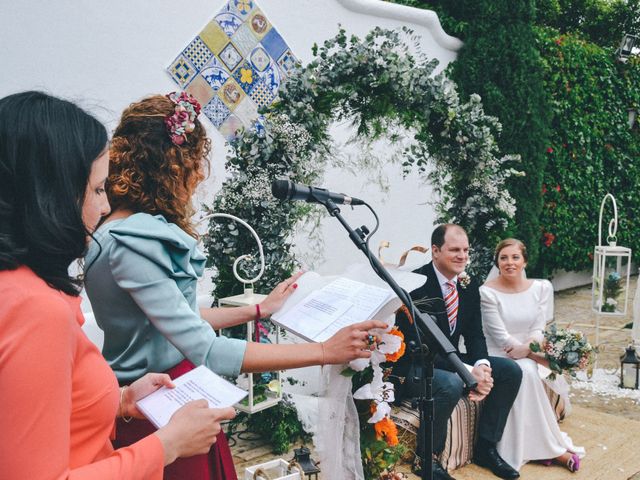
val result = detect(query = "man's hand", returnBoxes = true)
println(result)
[470,364,493,400]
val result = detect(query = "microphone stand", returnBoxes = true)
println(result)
[319,198,477,480]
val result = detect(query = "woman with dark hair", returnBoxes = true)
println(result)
[84,92,385,480]
[480,238,584,472]
[0,91,235,479]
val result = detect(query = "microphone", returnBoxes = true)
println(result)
[271,179,364,206]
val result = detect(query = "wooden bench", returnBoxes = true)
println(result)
[391,381,566,471]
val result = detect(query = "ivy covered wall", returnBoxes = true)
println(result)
[392,0,640,275]
[537,29,640,274]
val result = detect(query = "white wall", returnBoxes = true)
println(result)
[1,0,459,306]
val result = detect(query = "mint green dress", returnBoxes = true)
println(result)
[84,213,246,384]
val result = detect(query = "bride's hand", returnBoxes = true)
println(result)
[504,344,530,360]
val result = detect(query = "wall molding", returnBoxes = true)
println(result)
[336,0,462,51]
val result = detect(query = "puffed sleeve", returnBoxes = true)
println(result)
[0,294,164,480]
[479,286,521,348]
[527,280,554,343]
[108,237,247,378]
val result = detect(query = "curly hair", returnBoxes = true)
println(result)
[108,95,211,238]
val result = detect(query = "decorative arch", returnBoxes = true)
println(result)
[204,27,519,298]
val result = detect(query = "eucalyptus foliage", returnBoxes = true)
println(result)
[204,27,518,298]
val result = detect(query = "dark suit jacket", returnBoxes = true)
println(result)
[393,262,489,399]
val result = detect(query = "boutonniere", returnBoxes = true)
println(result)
[458,271,471,289]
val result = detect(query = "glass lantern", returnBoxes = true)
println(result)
[620,345,640,390]
[591,194,632,316]
[219,288,282,413]
[292,446,321,480]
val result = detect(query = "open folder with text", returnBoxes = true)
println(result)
[270,271,405,342]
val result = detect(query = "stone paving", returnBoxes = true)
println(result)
[556,276,640,423]
[231,277,640,478]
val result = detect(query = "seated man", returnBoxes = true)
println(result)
[393,224,522,480]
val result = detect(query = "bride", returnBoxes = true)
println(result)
[480,238,584,472]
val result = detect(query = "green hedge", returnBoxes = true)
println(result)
[444,0,551,272]
[536,28,640,274]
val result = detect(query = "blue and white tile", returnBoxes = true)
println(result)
[258,64,281,96]
[277,49,298,78]
[200,61,231,92]
[248,78,275,109]
[203,96,231,128]
[215,11,243,37]
[226,0,255,18]
[249,45,272,73]
[233,61,258,94]
[183,36,213,71]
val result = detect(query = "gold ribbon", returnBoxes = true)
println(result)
[378,241,429,268]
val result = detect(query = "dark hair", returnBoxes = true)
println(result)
[0,91,107,295]
[431,224,467,249]
[494,238,528,266]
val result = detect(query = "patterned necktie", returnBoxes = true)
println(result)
[444,281,459,333]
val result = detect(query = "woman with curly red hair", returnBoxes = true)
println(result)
[0,91,235,480]
[84,93,385,480]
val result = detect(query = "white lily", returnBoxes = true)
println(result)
[377,331,402,356]
[369,401,391,423]
[353,367,395,423]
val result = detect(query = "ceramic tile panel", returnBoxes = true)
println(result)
[185,75,216,107]
[168,55,197,88]
[183,36,213,71]
[201,56,230,92]
[231,23,259,57]
[167,0,298,141]
[218,77,246,111]
[203,96,231,127]
[233,61,258,94]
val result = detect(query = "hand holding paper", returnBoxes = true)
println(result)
[136,365,247,429]
[271,274,399,343]
[156,401,236,462]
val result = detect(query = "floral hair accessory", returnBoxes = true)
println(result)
[164,92,201,146]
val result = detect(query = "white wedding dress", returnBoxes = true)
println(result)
[480,280,585,469]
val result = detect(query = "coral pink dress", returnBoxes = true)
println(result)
[0,266,164,479]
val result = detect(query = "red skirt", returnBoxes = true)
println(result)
[114,360,238,480]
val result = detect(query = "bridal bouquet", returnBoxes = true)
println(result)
[530,325,594,379]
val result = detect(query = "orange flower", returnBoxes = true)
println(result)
[375,416,399,446]
[385,327,406,363]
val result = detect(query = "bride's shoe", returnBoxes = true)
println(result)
[565,453,580,473]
